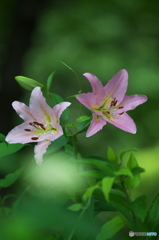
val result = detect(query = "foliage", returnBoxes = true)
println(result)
[0,71,158,240]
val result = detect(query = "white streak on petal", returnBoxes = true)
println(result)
[52,102,71,121]
[34,140,51,165]
[29,87,52,124]
[12,101,34,121]
[5,121,38,144]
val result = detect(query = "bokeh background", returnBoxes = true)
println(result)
[0,0,159,238]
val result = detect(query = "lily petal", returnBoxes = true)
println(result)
[29,87,53,124]
[5,121,38,144]
[52,102,71,121]
[106,113,137,134]
[47,123,63,141]
[86,113,106,137]
[119,95,148,111]
[12,101,34,121]
[83,73,105,95]
[76,92,97,110]
[104,69,128,104]
[34,140,51,165]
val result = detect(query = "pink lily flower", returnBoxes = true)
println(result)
[76,69,147,137]
[6,87,71,164]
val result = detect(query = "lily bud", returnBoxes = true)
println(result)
[15,76,44,91]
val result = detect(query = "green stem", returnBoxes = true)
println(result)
[71,135,78,157]
[121,180,136,222]
[67,198,91,240]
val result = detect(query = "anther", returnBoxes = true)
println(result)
[119,112,124,115]
[40,124,46,130]
[33,121,40,125]
[31,137,39,140]
[24,129,31,131]
[106,111,110,114]
[29,122,33,125]
[33,121,46,130]
[110,98,118,107]
[118,106,124,109]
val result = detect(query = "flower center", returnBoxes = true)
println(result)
[24,121,57,140]
[93,97,124,120]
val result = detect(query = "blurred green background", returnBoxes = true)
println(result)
[0,0,159,237]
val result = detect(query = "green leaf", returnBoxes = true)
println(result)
[127,151,138,169]
[125,151,141,189]
[83,184,99,202]
[131,167,145,175]
[77,119,91,133]
[109,189,133,221]
[15,76,44,91]
[102,177,115,202]
[45,135,68,155]
[68,203,83,212]
[67,93,79,98]
[0,168,23,188]
[77,115,91,123]
[107,146,118,163]
[119,148,137,162]
[96,216,125,240]
[78,157,117,176]
[46,71,55,92]
[49,93,70,122]
[115,168,133,179]
[0,142,25,158]
[131,195,147,221]
[0,133,5,142]
[145,193,159,231]
[78,170,105,180]
[64,144,75,155]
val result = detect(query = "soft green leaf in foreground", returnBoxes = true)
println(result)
[107,146,118,163]
[0,168,23,188]
[68,203,83,212]
[145,193,159,231]
[96,216,125,240]
[0,142,25,158]
[83,184,99,202]
[131,195,147,221]
[102,177,115,202]
[126,151,141,189]
[45,135,68,155]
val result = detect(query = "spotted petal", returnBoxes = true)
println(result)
[119,95,148,111]
[86,113,106,137]
[5,121,39,144]
[12,101,34,121]
[106,112,137,134]
[34,140,51,165]
[104,69,128,104]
